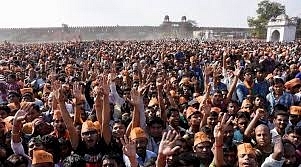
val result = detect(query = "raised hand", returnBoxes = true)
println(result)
[13,103,33,125]
[233,67,241,77]
[120,135,136,158]
[72,82,83,100]
[129,89,141,106]
[214,113,233,139]
[53,81,65,102]
[158,130,180,156]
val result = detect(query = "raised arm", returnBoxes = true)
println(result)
[226,67,241,102]
[156,77,166,123]
[212,114,233,167]
[54,82,79,149]
[73,82,84,125]
[130,89,141,129]
[101,74,112,145]
[244,108,264,137]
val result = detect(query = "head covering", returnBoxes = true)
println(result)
[93,121,101,133]
[20,88,33,96]
[179,77,190,86]
[211,107,221,114]
[237,143,255,156]
[81,120,97,133]
[194,132,210,147]
[290,106,301,115]
[148,98,158,107]
[32,150,53,165]
[179,96,188,105]
[284,78,301,90]
[129,127,147,140]
[52,110,62,120]
[22,122,33,134]
[186,107,200,119]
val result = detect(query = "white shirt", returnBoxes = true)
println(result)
[123,150,157,167]
[261,154,284,167]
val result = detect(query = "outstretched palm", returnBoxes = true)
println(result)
[120,135,136,158]
[158,130,180,156]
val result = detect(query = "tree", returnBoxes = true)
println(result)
[248,0,285,38]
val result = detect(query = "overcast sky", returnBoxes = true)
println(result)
[0,0,300,28]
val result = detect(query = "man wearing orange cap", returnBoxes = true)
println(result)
[185,107,202,136]
[193,131,213,167]
[32,149,54,167]
[123,127,157,167]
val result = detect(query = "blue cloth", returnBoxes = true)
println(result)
[266,92,295,114]
[296,72,301,80]
[233,130,244,144]
[236,83,259,103]
[254,79,270,98]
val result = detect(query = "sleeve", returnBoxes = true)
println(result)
[139,97,147,130]
[236,84,245,104]
[110,82,125,106]
[11,140,30,159]
[261,154,284,167]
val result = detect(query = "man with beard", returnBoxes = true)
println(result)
[123,127,157,167]
[146,117,164,154]
[270,110,289,142]
[50,110,70,140]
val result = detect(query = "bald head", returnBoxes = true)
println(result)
[254,124,271,147]
[255,124,269,132]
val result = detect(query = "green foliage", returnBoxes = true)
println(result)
[248,0,285,38]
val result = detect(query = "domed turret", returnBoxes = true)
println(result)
[181,16,187,22]
[164,15,170,22]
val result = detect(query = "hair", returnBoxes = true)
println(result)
[286,126,301,136]
[4,154,28,167]
[147,116,164,127]
[0,105,10,114]
[113,119,128,128]
[144,157,157,167]
[169,152,200,167]
[274,104,288,113]
[273,110,289,119]
[62,154,85,167]
[102,153,125,167]
[236,111,250,121]
[166,107,179,119]
[272,77,285,85]
[41,135,60,163]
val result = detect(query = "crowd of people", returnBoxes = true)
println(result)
[0,39,301,167]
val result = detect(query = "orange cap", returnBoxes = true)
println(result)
[186,107,200,119]
[22,122,33,134]
[129,127,147,140]
[237,143,255,156]
[32,150,53,165]
[194,132,210,147]
[3,116,14,131]
[52,110,62,120]
[211,107,221,114]
[20,88,33,96]
[81,120,97,133]
[285,78,301,90]
[148,98,158,107]
[179,77,190,85]
[179,96,188,105]
[93,121,101,133]
[290,106,301,115]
